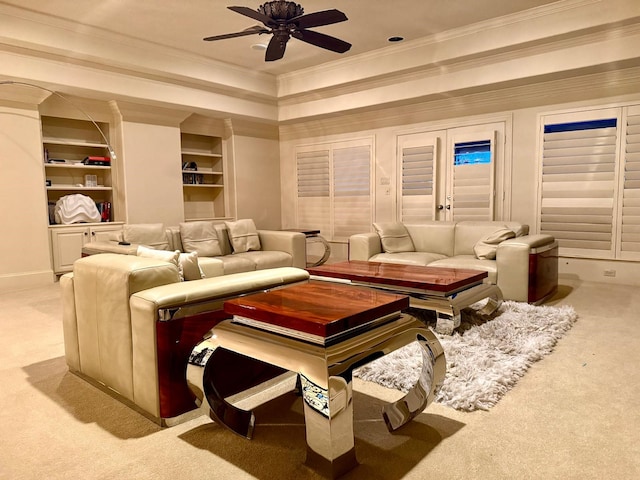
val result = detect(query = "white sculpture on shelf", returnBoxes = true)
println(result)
[54,194,101,224]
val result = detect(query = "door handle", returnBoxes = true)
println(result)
[437,204,444,210]
[446,205,451,210]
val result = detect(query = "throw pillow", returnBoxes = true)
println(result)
[178,251,205,281]
[473,228,516,260]
[373,222,415,253]
[224,219,261,253]
[179,221,222,257]
[124,223,169,250]
[136,245,181,271]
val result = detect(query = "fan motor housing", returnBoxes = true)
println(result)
[259,1,303,20]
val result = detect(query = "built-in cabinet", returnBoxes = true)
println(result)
[49,224,122,273]
[41,114,121,273]
[180,131,227,221]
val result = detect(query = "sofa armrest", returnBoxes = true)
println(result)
[82,240,139,256]
[496,234,558,302]
[257,230,307,269]
[349,232,382,261]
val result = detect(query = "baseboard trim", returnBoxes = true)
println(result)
[0,269,54,292]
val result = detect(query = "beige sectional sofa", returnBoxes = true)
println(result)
[349,221,558,303]
[61,253,310,426]
[82,219,306,277]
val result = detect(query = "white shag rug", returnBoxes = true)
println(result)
[353,301,578,411]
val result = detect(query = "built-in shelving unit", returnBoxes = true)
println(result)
[41,114,122,274]
[41,116,114,223]
[180,131,227,221]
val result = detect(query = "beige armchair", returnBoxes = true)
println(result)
[62,253,309,426]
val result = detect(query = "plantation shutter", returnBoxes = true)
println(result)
[296,149,330,236]
[295,139,372,242]
[619,105,640,258]
[449,132,496,221]
[540,115,619,258]
[332,144,372,241]
[398,133,437,223]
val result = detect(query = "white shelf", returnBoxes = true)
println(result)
[45,163,110,170]
[47,185,112,191]
[181,170,223,175]
[43,138,109,148]
[182,184,223,188]
[181,150,222,158]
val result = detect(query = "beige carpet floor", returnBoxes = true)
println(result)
[0,277,638,479]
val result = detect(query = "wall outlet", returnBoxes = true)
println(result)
[603,269,616,277]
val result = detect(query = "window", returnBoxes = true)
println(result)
[538,105,640,261]
[296,138,373,242]
[450,135,495,221]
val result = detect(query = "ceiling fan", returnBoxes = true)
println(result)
[203,1,351,62]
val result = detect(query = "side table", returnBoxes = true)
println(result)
[283,228,331,267]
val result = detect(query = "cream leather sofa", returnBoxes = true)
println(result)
[61,253,309,426]
[82,220,306,276]
[349,221,558,303]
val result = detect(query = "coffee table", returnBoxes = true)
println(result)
[308,260,503,334]
[186,281,445,478]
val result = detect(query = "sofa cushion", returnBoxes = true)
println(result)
[370,251,447,266]
[215,255,257,274]
[429,255,498,284]
[197,257,225,278]
[405,222,456,256]
[373,222,415,253]
[180,221,223,257]
[234,251,293,270]
[473,228,516,260]
[225,219,261,253]
[124,223,169,250]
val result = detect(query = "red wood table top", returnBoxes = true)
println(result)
[307,260,487,294]
[223,281,409,340]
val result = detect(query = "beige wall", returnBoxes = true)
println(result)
[0,103,53,289]
[118,121,184,225]
[232,134,281,230]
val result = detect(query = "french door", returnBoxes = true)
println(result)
[397,122,505,222]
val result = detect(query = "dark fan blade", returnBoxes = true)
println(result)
[265,33,289,61]
[228,6,277,27]
[203,25,269,42]
[292,29,351,53]
[292,9,348,29]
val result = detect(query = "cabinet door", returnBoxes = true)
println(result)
[50,224,123,273]
[50,226,90,273]
[90,224,122,242]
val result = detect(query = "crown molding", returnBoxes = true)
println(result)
[0,3,277,100]
[276,0,628,98]
[279,66,640,141]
